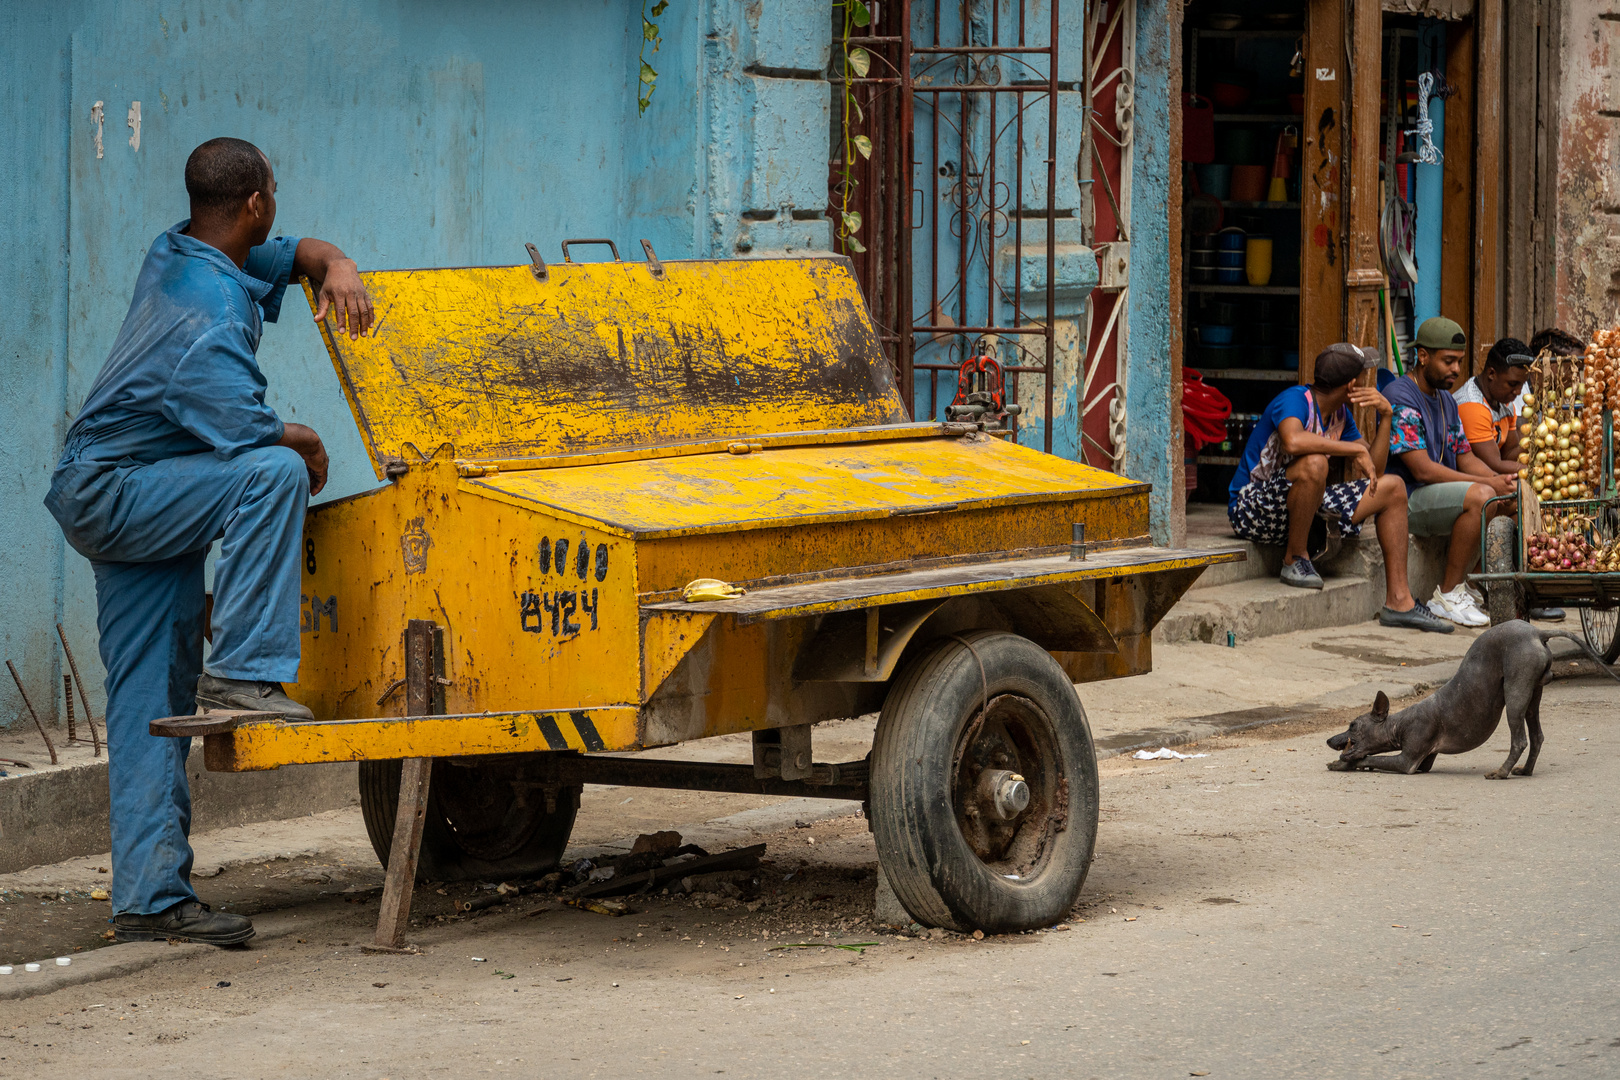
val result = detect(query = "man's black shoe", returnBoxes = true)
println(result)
[196,674,314,720]
[113,900,255,946]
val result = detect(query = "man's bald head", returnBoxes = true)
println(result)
[185,138,272,225]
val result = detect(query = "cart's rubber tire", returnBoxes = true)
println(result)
[359,758,580,882]
[1483,514,1525,626]
[870,631,1099,934]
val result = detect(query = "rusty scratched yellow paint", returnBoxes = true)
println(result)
[289,452,641,725]
[311,257,905,476]
[204,708,641,771]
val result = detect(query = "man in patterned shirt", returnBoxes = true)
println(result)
[1386,317,1517,627]
[1228,344,1450,631]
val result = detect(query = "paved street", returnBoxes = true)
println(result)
[2,671,1616,1078]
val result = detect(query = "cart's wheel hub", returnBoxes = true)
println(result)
[433,760,545,862]
[976,769,1031,821]
[953,694,1065,875]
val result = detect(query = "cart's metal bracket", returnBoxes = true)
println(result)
[519,749,868,802]
[794,601,946,683]
[524,242,549,283]
[754,724,813,781]
[150,710,278,738]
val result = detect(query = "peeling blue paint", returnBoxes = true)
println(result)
[1,0,833,727]
[1125,0,1175,544]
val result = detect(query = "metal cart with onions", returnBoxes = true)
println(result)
[1473,384,1620,662]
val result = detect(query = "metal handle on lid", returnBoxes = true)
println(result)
[524,242,549,282]
[560,238,621,263]
[640,239,665,280]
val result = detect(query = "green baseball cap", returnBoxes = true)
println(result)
[1414,316,1467,351]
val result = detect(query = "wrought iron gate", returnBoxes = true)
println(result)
[839,0,1107,457]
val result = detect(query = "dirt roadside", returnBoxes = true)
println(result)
[0,674,1614,1078]
[0,698,1376,970]
[10,651,1606,972]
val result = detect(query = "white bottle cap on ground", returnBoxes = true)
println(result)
[0,965,12,974]
[24,963,41,972]
[56,956,72,966]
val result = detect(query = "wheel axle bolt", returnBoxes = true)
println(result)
[978,769,1030,821]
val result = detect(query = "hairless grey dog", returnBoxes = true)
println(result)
[1327,620,1620,779]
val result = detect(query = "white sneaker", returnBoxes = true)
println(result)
[1462,581,1485,606]
[1427,585,1490,627]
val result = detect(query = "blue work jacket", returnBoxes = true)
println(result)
[46,222,302,544]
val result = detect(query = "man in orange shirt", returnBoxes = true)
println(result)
[1452,337,1531,476]
[1453,336,1564,621]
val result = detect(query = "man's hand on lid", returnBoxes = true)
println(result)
[296,238,375,340]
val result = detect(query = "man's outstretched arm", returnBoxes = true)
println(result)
[294,239,374,340]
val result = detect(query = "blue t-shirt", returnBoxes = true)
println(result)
[45,222,301,536]
[1228,385,1363,507]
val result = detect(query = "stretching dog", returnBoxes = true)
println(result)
[1327,620,1620,778]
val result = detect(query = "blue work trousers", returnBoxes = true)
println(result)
[79,446,308,914]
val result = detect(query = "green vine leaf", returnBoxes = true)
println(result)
[636,0,669,116]
[835,1,871,256]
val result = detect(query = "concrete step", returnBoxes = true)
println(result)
[1155,573,1382,644]
[1184,503,1383,590]
[1181,502,1453,635]
[1189,534,1272,588]
[0,735,358,875]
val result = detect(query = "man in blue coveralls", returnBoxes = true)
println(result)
[45,138,374,945]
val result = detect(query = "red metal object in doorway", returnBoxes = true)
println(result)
[945,352,1021,435]
[953,354,1007,415]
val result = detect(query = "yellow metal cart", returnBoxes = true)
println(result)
[157,243,1241,939]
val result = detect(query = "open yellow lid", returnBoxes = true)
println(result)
[310,254,907,479]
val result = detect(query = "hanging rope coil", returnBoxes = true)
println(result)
[1408,71,1441,165]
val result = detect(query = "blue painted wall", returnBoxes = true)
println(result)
[1413,20,1446,330]
[3,2,83,733]
[1,0,833,729]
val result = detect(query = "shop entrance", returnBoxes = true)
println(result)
[1179,0,1503,514]
[1181,1,1309,506]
